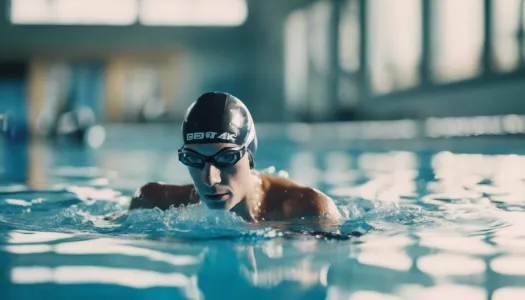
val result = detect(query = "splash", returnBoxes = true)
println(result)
[0,163,514,242]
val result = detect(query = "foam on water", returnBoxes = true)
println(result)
[0,173,508,242]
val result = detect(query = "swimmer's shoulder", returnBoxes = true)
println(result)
[258,173,342,221]
[129,182,200,210]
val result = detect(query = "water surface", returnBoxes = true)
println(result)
[2,127,525,300]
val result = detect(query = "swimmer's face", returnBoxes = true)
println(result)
[183,143,253,210]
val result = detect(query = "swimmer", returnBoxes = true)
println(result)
[129,92,342,224]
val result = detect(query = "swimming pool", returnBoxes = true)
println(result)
[2,124,525,300]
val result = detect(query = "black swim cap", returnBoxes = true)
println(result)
[181,92,257,168]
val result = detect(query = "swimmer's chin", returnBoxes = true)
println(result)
[201,192,235,209]
[202,199,229,210]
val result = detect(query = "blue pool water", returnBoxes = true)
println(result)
[2,124,525,300]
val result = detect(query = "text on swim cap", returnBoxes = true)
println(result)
[186,132,236,142]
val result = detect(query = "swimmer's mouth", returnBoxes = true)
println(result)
[205,193,229,201]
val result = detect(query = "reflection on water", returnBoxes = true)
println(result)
[2,135,525,299]
[11,266,194,288]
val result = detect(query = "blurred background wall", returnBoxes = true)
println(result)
[1,0,525,139]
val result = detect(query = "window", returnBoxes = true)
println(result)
[10,0,138,25]
[431,0,484,83]
[367,0,422,94]
[492,0,525,72]
[308,1,332,76]
[284,1,332,119]
[339,0,360,73]
[338,0,360,107]
[284,9,309,112]
[139,0,247,26]
[10,0,248,26]
[307,1,332,117]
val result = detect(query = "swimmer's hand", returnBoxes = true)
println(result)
[129,182,199,211]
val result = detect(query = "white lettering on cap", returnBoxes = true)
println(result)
[205,132,217,138]
[186,132,236,142]
[217,132,236,142]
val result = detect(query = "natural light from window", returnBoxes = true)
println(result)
[10,0,138,25]
[339,0,360,73]
[492,0,525,72]
[139,0,248,26]
[284,9,309,113]
[10,0,248,26]
[431,0,484,83]
[367,0,422,95]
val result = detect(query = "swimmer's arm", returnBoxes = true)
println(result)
[129,182,199,210]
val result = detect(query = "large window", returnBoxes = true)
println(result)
[431,0,484,83]
[367,0,422,95]
[338,0,361,107]
[307,1,332,117]
[10,0,247,26]
[284,9,309,113]
[139,0,247,26]
[284,1,333,120]
[492,0,525,72]
[339,0,360,74]
[10,0,138,25]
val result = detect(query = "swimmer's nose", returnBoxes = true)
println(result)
[202,163,221,187]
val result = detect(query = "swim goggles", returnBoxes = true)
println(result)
[178,145,247,169]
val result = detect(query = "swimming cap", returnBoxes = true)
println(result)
[181,92,258,168]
